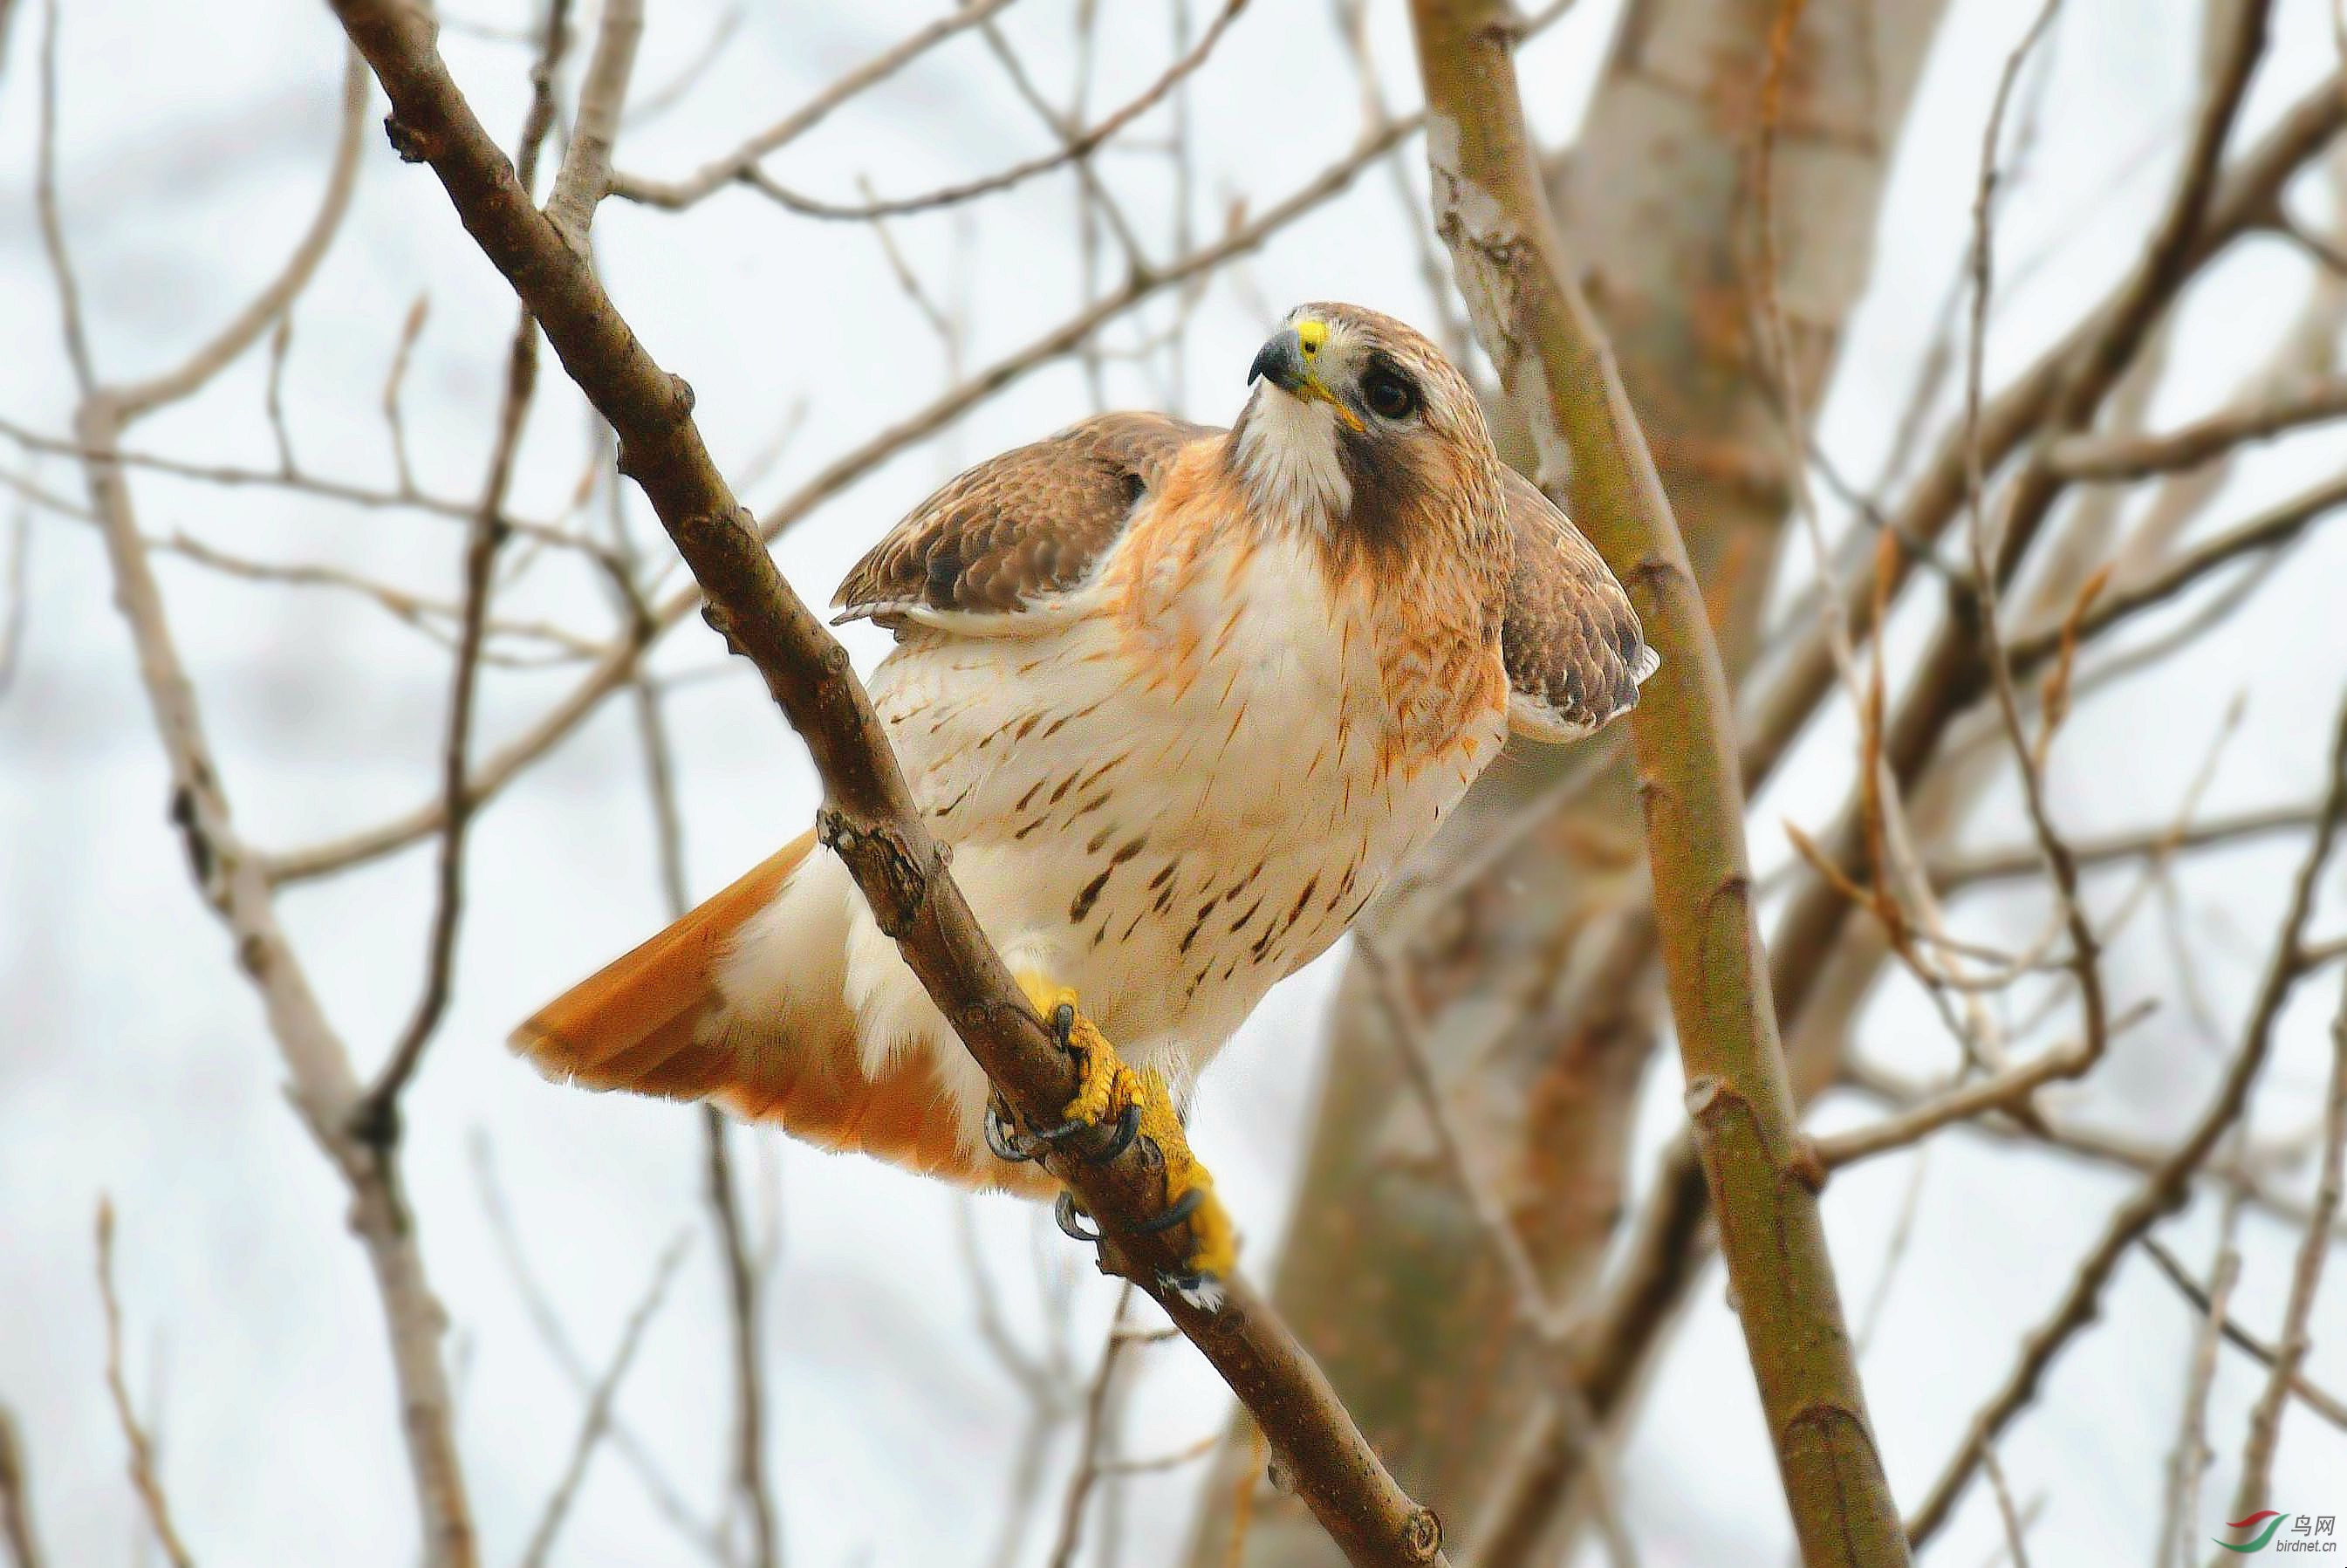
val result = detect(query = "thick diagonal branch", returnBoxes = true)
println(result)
[322,3,1445,1563]
[1406,2,1906,1563]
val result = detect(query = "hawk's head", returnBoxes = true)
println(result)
[1231,302,1505,572]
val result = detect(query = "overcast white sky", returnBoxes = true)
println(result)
[3,0,2345,1565]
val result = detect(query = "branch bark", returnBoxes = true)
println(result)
[0,1405,40,1568]
[323,3,1445,1563]
[1405,3,1906,1564]
[36,11,478,1558]
[1194,7,1948,1559]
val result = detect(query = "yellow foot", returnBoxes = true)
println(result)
[1014,972,1238,1293]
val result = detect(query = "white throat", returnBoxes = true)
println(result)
[1233,389,1351,526]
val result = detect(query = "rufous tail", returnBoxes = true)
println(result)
[510,829,1049,1196]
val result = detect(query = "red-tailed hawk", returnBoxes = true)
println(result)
[516,304,1653,1284]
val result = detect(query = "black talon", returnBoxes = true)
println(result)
[1081,1101,1141,1164]
[984,1099,1040,1163]
[1129,1185,1206,1235]
[1034,1113,1097,1146]
[1030,1098,1139,1159]
[1053,1189,1101,1243]
[1049,1001,1077,1050]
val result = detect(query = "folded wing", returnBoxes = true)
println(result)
[832,412,1215,633]
[1498,468,1658,742]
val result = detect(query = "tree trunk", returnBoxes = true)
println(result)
[1186,3,1948,1561]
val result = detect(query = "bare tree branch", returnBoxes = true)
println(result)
[353,0,572,1133]
[469,1136,726,1561]
[95,1202,195,1568]
[610,0,1025,209]
[733,0,1249,224]
[517,1233,691,1568]
[112,47,370,422]
[544,0,640,250]
[1904,689,2347,1547]
[0,1404,47,1568]
[1046,1287,1134,1568]
[35,7,479,1554]
[704,1110,781,1568]
[2140,1237,2347,1433]
[2225,962,2347,1514]
[1406,2,1906,1560]
[2156,1197,2241,1568]
[2049,379,2347,479]
[1928,799,2327,889]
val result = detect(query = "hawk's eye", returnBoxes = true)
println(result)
[1361,367,1419,421]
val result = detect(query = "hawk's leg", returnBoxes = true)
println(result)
[1009,974,1237,1293]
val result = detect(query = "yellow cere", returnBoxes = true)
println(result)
[1286,319,1361,430]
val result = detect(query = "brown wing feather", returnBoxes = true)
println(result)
[832,412,1217,627]
[1499,469,1657,740]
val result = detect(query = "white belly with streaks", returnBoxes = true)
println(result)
[725,531,1504,1138]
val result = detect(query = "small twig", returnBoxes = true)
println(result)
[2004,470,2347,672]
[263,313,298,475]
[1046,1287,1133,1568]
[109,46,369,421]
[1812,1000,2157,1174]
[516,1233,692,1568]
[468,1136,726,1559]
[354,0,572,1131]
[2275,202,2347,274]
[0,408,593,556]
[2225,962,2347,1514]
[150,531,602,661]
[622,5,737,128]
[2156,1181,2242,1568]
[1978,1446,2032,1568]
[1905,688,2347,1547]
[2049,379,2347,478]
[543,0,639,250]
[1100,1434,1221,1476]
[95,1202,195,1568]
[382,291,428,493]
[704,1110,780,1568]
[1855,1150,1931,1358]
[977,15,1148,277]
[1928,799,2326,889]
[610,0,1024,208]
[0,498,29,702]
[0,1404,46,1568]
[738,1,1251,223]
[2139,1237,2347,1432]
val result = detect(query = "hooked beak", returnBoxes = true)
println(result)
[1246,323,1362,430]
[1248,327,1310,393]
